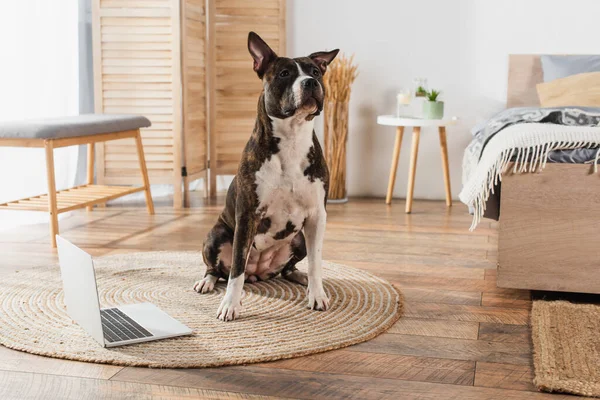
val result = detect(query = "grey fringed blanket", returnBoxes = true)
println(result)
[460,107,600,229]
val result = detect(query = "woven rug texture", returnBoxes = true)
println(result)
[532,299,600,397]
[0,251,402,368]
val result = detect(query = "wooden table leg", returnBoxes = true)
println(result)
[438,126,452,207]
[86,143,94,211]
[385,126,404,204]
[44,141,59,248]
[135,131,155,215]
[405,127,421,214]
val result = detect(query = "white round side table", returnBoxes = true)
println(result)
[377,115,458,213]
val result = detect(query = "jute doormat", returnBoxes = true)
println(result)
[0,252,402,368]
[531,299,600,397]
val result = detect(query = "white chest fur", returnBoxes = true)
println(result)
[254,116,325,250]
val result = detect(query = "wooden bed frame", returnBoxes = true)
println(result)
[497,55,600,294]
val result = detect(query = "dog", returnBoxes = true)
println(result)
[193,32,339,321]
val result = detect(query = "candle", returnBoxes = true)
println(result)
[396,90,411,117]
[397,93,411,105]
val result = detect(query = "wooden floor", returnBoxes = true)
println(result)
[0,197,580,399]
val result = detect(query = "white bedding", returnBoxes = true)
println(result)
[459,123,600,230]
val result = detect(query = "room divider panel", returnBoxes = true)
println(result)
[92,0,208,208]
[93,0,286,205]
[207,0,287,195]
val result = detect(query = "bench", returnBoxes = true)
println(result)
[0,114,155,247]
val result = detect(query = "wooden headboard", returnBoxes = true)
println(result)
[506,55,543,108]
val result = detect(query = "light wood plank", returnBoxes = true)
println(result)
[404,303,529,325]
[351,334,532,365]
[0,346,122,380]
[478,323,531,344]
[400,287,482,306]
[481,292,531,309]
[112,364,570,400]
[388,318,480,339]
[392,274,521,294]
[0,370,278,400]
[257,350,475,386]
[475,362,536,392]
[331,259,485,280]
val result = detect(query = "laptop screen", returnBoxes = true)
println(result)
[56,235,105,345]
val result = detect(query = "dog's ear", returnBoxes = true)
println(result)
[309,49,340,75]
[248,31,277,79]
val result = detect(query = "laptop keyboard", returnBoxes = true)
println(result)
[100,308,154,343]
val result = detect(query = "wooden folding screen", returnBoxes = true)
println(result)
[93,0,286,203]
[93,0,208,207]
[181,0,209,204]
[207,0,286,194]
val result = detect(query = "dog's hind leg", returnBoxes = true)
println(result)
[194,219,232,294]
[282,231,308,286]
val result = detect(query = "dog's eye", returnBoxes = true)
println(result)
[312,68,321,77]
[279,70,290,78]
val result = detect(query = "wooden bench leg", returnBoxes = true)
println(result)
[173,176,183,209]
[134,131,155,215]
[86,143,94,211]
[44,141,59,248]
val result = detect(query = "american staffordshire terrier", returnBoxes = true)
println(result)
[193,32,339,321]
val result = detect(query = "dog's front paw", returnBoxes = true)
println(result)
[216,296,242,321]
[193,275,218,293]
[307,284,329,311]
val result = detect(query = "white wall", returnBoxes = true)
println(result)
[288,0,600,199]
[0,1,80,231]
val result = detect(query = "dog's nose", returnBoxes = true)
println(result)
[302,78,319,90]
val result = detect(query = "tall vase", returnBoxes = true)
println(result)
[323,99,349,203]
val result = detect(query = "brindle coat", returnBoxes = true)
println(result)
[193,32,338,321]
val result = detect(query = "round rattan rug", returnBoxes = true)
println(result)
[0,252,402,368]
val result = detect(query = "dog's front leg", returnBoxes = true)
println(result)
[304,207,329,311]
[217,215,254,321]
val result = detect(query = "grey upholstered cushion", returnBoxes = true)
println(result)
[0,114,151,139]
[541,55,600,82]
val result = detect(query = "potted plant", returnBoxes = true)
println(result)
[422,89,444,119]
[415,85,427,97]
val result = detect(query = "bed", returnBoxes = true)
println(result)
[461,54,600,294]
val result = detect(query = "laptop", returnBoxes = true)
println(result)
[56,235,192,348]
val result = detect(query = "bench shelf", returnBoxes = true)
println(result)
[0,184,146,214]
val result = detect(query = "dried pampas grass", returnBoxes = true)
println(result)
[323,54,358,201]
